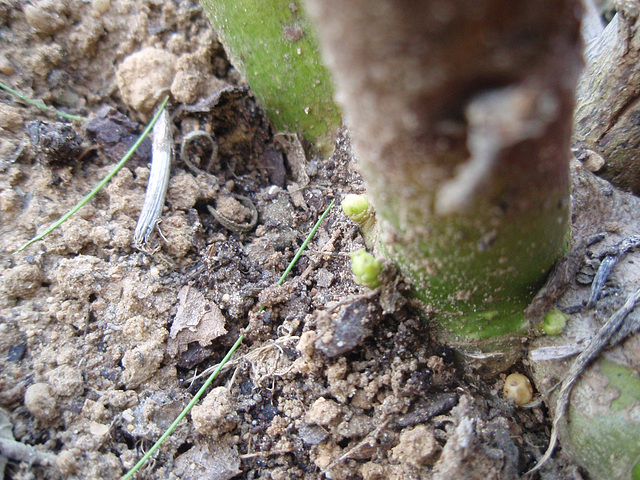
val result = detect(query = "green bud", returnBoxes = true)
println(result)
[541,309,568,335]
[350,249,382,288]
[342,194,372,224]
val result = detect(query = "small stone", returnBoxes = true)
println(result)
[102,390,138,410]
[216,195,250,224]
[24,383,57,422]
[0,104,23,131]
[121,340,164,388]
[306,397,341,426]
[316,268,334,288]
[116,47,177,116]
[89,421,110,436]
[315,300,380,358]
[24,1,66,35]
[46,365,84,397]
[82,399,109,422]
[2,263,43,298]
[361,462,386,480]
[0,53,15,75]
[391,424,439,466]
[191,386,237,436]
[167,170,202,210]
[91,0,110,15]
[296,331,316,359]
[298,423,329,445]
[56,448,81,475]
[170,69,200,104]
[581,149,606,172]
[337,414,374,438]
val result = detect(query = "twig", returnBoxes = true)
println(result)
[325,417,391,471]
[0,437,57,466]
[239,449,294,459]
[207,194,258,233]
[179,130,218,175]
[193,335,299,383]
[277,199,335,286]
[297,226,343,282]
[325,288,381,312]
[134,106,173,247]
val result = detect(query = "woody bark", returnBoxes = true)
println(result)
[574,2,640,194]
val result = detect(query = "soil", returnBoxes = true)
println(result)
[0,1,622,479]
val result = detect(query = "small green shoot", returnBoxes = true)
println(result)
[350,249,382,288]
[15,96,170,254]
[120,199,334,478]
[342,194,377,249]
[277,199,335,286]
[0,80,87,123]
[119,334,244,480]
[342,194,371,224]
[541,309,568,335]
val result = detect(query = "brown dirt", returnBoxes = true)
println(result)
[0,1,601,479]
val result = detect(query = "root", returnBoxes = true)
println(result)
[193,335,299,387]
[527,286,640,474]
[586,235,640,308]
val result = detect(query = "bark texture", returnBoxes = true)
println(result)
[305,0,582,346]
[574,2,640,194]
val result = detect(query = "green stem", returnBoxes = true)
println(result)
[306,0,581,352]
[119,334,244,480]
[0,80,87,122]
[277,199,334,285]
[200,0,341,155]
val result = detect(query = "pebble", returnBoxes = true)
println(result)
[91,0,111,15]
[47,365,84,397]
[24,383,57,421]
[391,425,439,467]
[191,386,237,435]
[116,47,177,116]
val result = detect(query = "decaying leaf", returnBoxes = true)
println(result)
[167,285,227,357]
[173,441,241,480]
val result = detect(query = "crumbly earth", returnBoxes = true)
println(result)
[0,1,591,479]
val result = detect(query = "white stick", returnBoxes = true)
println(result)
[134,106,172,247]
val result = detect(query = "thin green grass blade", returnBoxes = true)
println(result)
[15,96,170,253]
[0,80,87,122]
[277,199,335,285]
[119,334,245,480]
[120,198,334,479]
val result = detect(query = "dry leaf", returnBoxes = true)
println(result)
[167,285,227,357]
[173,441,241,480]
